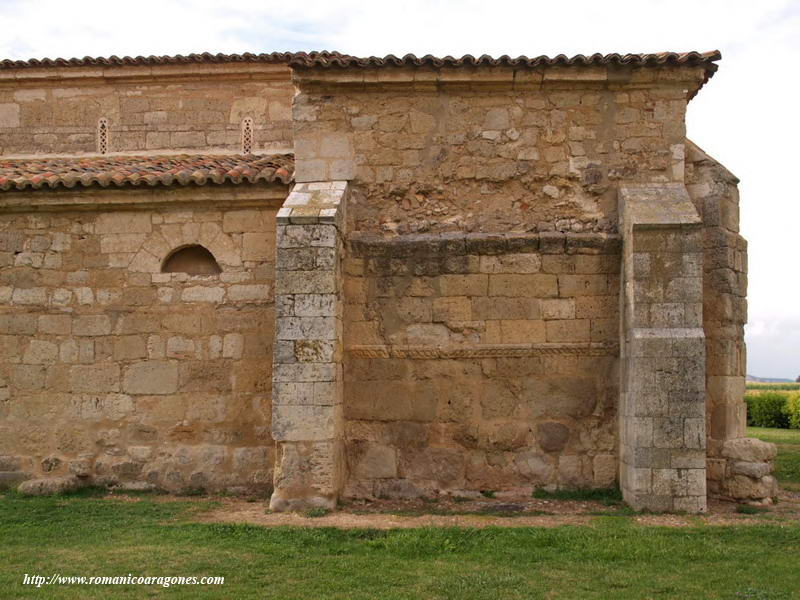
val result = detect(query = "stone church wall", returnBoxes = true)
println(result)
[290,63,708,497]
[0,185,285,493]
[292,65,694,234]
[343,231,620,497]
[0,63,294,155]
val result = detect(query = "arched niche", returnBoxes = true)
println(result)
[162,245,221,275]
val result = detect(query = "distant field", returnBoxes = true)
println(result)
[746,382,800,392]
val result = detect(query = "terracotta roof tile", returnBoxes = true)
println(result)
[0,50,720,72]
[287,50,721,70]
[0,153,293,192]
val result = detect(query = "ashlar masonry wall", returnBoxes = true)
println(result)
[290,62,712,501]
[0,62,294,155]
[0,184,286,493]
[292,63,699,234]
[343,231,619,497]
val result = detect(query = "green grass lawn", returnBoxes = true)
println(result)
[748,426,800,490]
[1,490,799,599]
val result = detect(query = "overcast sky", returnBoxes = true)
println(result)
[2,0,799,378]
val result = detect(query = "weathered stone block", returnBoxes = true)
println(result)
[488,274,558,297]
[18,476,83,496]
[70,364,120,393]
[272,404,341,442]
[350,442,397,479]
[721,437,777,462]
[74,315,112,336]
[537,422,570,453]
[122,361,178,395]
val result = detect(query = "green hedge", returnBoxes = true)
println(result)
[745,391,800,429]
[787,394,800,429]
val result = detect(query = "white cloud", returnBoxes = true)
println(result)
[1,0,798,376]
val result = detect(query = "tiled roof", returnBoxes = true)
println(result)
[287,50,721,70]
[0,50,720,72]
[0,51,310,70]
[0,153,293,192]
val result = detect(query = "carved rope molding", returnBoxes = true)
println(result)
[347,342,619,359]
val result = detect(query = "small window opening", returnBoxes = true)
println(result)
[97,117,109,154]
[162,245,221,275]
[241,117,254,154]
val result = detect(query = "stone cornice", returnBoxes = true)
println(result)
[0,62,291,87]
[293,64,709,95]
[0,182,288,213]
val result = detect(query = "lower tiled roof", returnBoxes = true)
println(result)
[0,153,293,192]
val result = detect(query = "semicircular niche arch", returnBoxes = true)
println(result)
[161,244,221,274]
[127,222,242,274]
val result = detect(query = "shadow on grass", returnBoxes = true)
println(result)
[532,487,623,506]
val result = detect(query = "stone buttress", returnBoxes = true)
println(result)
[270,181,348,510]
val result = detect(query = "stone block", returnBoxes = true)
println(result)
[489,274,558,297]
[122,361,179,395]
[277,316,338,341]
[471,297,540,320]
[593,454,617,487]
[514,452,555,483]
[242,233,273,261]
[73,315,112,336]
[432,297,471,322]
[492,319,546,344]
[278,224,337,249]
[536,422,570,452]
[439,274,488,297]
[182,286,225,303]
[557,455,590,487]
[273,362,338,383]
[545,319,590,342]
[721,437,777,462]
[294,340,337,363]
[272,404,340,441]
[722,474,777,500]
[294,294,338,317]
[402,447,465,487]
[270,440,344,510]
[479,254,541,274]
[95,212,152,234]
[70,364,120,393]
[222,209,270,233]
[350,443,397,479]
[228,284,272,302]
[38,315,71,335]
[18,476,82,496]
[558,274,608,296]
[99,233,147,254]
[0,314,40,335]
[0,102,21,128]
[0,471,31,490]
[730,461,771,479]
[541,299,576,320]
[276,272,336,295]
[11,288,47,305]
[23,340,58,364]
